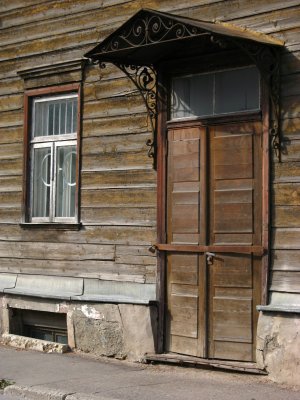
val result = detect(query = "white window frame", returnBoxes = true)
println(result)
[29,93,78,223]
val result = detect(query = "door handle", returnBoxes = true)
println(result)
[206,252,216,265]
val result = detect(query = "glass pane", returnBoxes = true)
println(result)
[190,74,214,117]
[54,103,60,134]
[34,103,42,137]
[32,147,51,218]
[55,145,76,218]
[170,67,260,119]
[34,102,49,136]
[171,74,213,119]
[33,96,78,137]
[215,67,260,114]
[171,77,190,118]
[60,102,66,135]
[72,99,78,133]
[48,103,54,135]
[31,329,53,342]
[66,100,73,134]
[55,334,68,344]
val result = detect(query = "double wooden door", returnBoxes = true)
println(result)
[164,121,263,362]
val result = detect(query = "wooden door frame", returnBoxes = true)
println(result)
[155,67,270,355]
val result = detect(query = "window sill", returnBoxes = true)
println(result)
[257,305,300,313]
[19,222,82,231]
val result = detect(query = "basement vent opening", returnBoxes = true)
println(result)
[9,309,68,345]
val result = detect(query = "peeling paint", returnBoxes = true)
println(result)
[81,305,105,320]
[59,303,69,313]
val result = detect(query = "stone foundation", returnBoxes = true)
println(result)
[0,295,158,362]
[1,333,69,353]
[256,311,300,387]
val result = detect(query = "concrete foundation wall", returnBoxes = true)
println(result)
[0,295,157,362]
[256,311,300,387]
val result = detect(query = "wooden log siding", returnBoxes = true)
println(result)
[0,1,299,299]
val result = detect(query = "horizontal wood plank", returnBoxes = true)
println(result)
[272,161,300,183]
[272,228,300,249]
[270,271,300,293]
[0,241,115,261]
[82,150,152,172]
[82,114,148,138]
[272,206,300,227]
[272,250,300,271]
[83,99,145,121]
[273,183,300,205]
[0,224,156,245]
[0,257,149,283]
[82,132,151,155]
[81,169,155,189]
[81,188,156,208]
[81,206,156,226]
[0,126,23,145]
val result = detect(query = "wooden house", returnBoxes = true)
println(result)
[0,0,299,386]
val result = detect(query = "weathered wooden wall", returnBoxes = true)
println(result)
[0,0,299,298]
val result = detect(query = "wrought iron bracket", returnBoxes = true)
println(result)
[232,39,281,161]
[100,62,157,168]
[210,35,281,160]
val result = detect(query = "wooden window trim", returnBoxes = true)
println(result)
[22,83,82,225]
[167,110,262,129]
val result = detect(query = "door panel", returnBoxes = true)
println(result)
[214,188,253,233]
[208,253,254,361]
[213,134,253,180]
[166,253,200,356]
[166,252,207,357]
[210,124,261,246]
[167,127,206,245]
[208,123,261,360]
[165,121,262,362]
[166,126,207,357]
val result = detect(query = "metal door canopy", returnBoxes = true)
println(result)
[85,9,285,164]
[85,8,283,66]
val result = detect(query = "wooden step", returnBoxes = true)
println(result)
[144,353,268,375]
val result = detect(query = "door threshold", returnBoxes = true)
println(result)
[144,353,267,375]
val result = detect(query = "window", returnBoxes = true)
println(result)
[10,309,68,345]
[24,85,80,223]
[170,66,260,119]
[24,325,68,344]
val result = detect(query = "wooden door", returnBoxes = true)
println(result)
[165,126,207,357]
[165,121,262,362]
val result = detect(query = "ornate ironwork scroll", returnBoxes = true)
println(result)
[210,34,229,49]
[233,40,281,160]
[98,12,205,55]
[99,62,158,168]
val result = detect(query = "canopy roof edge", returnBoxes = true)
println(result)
[85,8,284,65]
[215,20,284,47]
